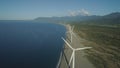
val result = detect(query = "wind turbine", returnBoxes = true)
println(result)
[67,25,75,43]
[62,37,92,68]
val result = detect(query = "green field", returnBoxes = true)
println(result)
[71,23,120,68]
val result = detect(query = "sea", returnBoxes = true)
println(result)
[0,20,66,68]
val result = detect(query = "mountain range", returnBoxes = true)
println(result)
[34,12,120,25]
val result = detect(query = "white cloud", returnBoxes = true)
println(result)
[69,11,77,16]
[68,9,90,16]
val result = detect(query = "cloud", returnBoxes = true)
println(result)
[69,9,90,16]
[69,11,77,16]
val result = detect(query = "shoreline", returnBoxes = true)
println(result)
[56,23,69,68]
[57,24,95,68]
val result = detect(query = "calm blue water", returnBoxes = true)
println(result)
[0,21,66,68]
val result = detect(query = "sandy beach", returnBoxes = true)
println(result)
[58,24,95,68]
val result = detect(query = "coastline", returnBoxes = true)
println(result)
[57,24,95,68]
[56,23,69,68]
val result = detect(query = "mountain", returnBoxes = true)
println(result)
[104,12,120,18]
[34,12,120,24]
[34,15,101,23]
[79,12,120,25]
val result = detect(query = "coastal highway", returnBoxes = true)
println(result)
[58,24,95,68]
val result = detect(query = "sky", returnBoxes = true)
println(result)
[0,0,120,20]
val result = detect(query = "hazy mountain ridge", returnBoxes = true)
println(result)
[34,12,120,25]
[78,12,120,25]
[34,15,101,23]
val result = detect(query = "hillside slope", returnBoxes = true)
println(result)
[71,24,120,68]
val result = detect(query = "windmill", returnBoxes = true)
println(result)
[67,25,75,43]
[62,37,92,68]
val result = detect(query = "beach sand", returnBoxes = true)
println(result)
[58,24,95,68]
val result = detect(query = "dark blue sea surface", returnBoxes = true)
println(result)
[0,21,66,68]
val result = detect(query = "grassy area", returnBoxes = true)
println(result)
[71,23,120,68]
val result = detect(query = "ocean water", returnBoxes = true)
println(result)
[0,21,66,68]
